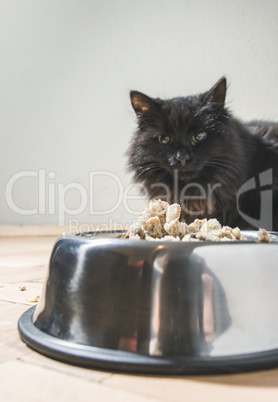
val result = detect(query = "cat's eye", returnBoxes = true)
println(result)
[158,135,172,145]
[192,132,207,144]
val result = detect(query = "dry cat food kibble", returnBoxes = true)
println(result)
[125,200,271,242]
[257,228,271,243]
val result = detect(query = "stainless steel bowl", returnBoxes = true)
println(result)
[18,230,278,374]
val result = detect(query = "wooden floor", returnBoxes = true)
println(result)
[1,230,278,401]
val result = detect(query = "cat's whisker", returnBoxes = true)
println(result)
[207,155,242,166]
[136,165,164,180]
[205,161,242,177]
[208,159,242,171]
[206,158,241,169]
[209,162,244,175]
[155,171,168,183]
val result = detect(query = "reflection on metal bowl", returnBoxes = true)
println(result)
[18,230,278,374]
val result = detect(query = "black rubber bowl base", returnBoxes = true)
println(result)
[18,307,278,375]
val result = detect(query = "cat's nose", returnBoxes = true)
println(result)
[175,153,192,167]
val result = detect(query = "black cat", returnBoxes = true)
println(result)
[127,77,278,230]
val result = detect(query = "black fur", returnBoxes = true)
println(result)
[127,77,278,230]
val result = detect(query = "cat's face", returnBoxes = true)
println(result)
[129,78,230,183]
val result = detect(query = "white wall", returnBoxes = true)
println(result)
[1,0,278,228]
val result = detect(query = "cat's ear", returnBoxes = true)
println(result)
[130,91,154,116]
[204,77,227,107]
